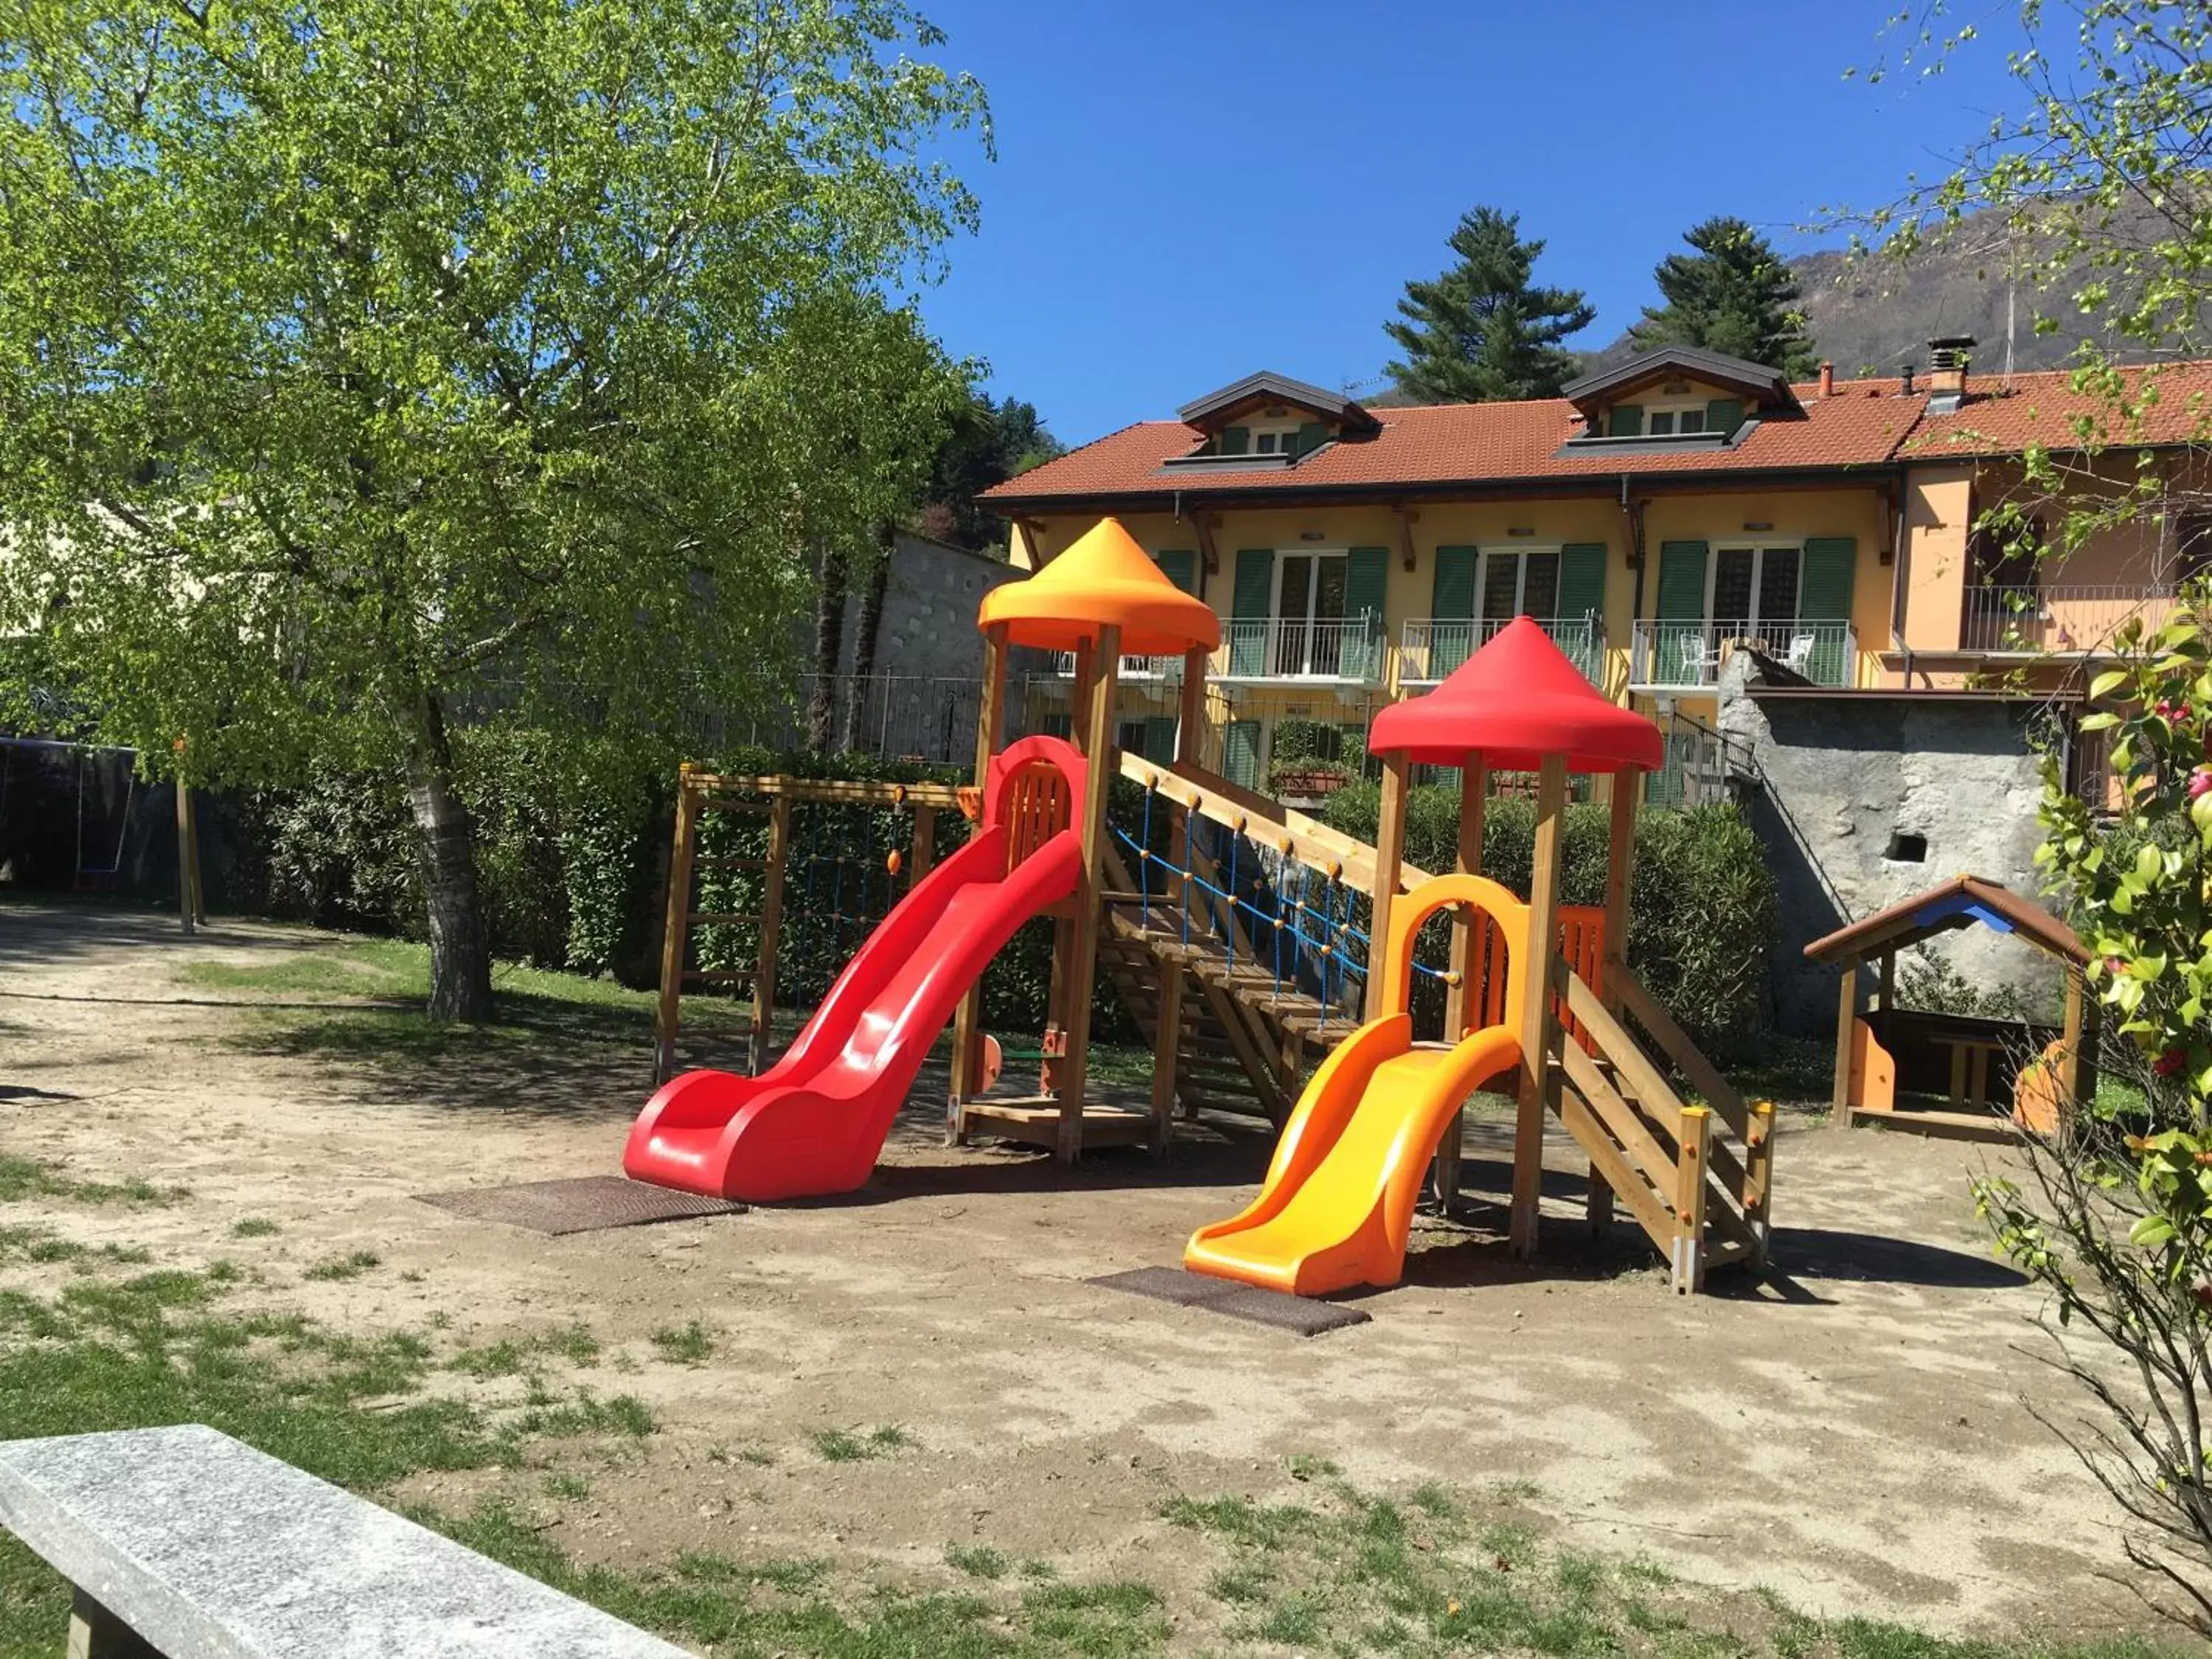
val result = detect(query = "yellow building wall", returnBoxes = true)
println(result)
[1009,484,1901,771]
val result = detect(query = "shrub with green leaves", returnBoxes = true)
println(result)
[1320,782,1775,1046]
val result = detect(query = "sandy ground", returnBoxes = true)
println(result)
[0,904,2140,1641]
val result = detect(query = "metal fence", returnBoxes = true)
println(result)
[1960,584,2177,653]
[1629,619,1857,689]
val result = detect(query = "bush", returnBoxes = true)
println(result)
[1321,781,1776,1047]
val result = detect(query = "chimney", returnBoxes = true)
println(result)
[1899,364,1916,396]
[1817,360,1834,397]
[1927,335,1975,398]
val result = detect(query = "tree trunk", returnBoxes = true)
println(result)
[841,526,894,752]
[806,543,848,753]
[405,691,494,1021]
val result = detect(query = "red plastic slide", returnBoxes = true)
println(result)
[624,738,1087,1201]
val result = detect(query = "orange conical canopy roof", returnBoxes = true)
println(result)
[1368,616,1663,774]
[977,517,1221,655]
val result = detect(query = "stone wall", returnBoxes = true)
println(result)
[835,531,1024,682]
[1715,655,2062,1032]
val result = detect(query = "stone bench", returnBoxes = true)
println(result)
[0,1425,692,1658]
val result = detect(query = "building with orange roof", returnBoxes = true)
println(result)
[981,342,2207,804]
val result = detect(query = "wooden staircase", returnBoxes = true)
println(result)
[1549,961,1773,1293]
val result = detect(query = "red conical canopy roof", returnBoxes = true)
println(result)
[1367,616,1663,774]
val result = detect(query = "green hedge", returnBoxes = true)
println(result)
[1320,780,1776,1048]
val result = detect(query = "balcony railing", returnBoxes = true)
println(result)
[1214,616,1386,684]
[1629,619,1858,690]
[1400,615,1604,686]
[1048,651,1183,681]
[1959,585,2177,654]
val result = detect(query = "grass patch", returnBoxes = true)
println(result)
[0,1156,188,1207]
[647,1320,714,1366]
[946,1545,1009,1580]
[808,1424,908,1463]
[231,1217,281,1238]
[302,1250,380,1282]
[447,1322,599,1380]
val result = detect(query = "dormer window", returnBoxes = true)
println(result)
[1562,346,1798,453]
[1160,370,1382,475]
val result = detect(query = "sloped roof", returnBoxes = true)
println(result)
[1367,616,1666,774]
[1559,344,1798,411]
[1801,874,2088,967]
[1176,370,1380,433]
[1904,361,2212,459]
[984,378,1930,507]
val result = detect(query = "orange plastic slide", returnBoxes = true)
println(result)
[1183,873,1531,1297]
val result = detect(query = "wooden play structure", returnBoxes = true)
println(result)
[1806,874,2098,1141]
[1355,617,1773,1293]
[637,518,1773,1293]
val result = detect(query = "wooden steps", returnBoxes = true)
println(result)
[1851,1102,2018,1144]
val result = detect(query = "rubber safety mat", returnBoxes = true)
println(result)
[1088,1266,1371,1336]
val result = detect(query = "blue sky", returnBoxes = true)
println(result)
[912,3,2029,445]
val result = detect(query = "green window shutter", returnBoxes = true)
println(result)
[1346,546,1389,679]
[1799,536,1859,686]
[1705,397,1745,438]
[1293,421,1328,458]
[1220,425,1251,456]
[1799,537,1857,619]
[1224,721,1262,789]
[1607,403,1644,437]
[1231,549,1273,675]
[1557,543,1607,621]
[1431,546,1477,619]
[1655,542,1708,619]
[1143,716,1178,762]
[1155,548,1196,594]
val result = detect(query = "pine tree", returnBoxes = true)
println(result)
[1384,207,1596,403]
[1630,217,1818,378]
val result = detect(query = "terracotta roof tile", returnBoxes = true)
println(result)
[987,378,1933,505]
[1903,361,2212,457]
[987,361,2212,509]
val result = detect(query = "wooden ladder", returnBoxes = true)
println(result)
[1545,960,1774,1293]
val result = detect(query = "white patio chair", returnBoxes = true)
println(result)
[1678,630,1721,684]
[1783,633,1818,675]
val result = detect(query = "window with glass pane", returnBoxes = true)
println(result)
[1273,552,1349,675]
[1481,550,1561,622]
[1713,546,1802,636]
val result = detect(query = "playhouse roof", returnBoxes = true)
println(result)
[1802,874,2089,967]
[1365,616,1666,774]
[975,516,1221,655]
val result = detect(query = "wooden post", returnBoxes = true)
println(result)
[1744,1099,1775,1265]
[1057,625,1120,1164]
[748,792,791,1075]
[654,765,700,1084]
[69,1587,160,1658]
[1588,762,1641,1234]
[1831,963,1860,1127]
[908,804,937,888]
[949,625,1009,1139]
[1434,758,1487,1207]
[1364,751,1409,1021]
[1150,963,1183,1155]
[174,773,204,935]
[1040,641,1093,1094]
[1509,754,1568,1259]
[1176,645,1208,763]
[1672,1104,1713,1295]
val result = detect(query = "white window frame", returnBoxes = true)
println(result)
[1248,423,1303,456]
[1271,547,1351,626]
[1476,546,1565,621]
[1643,401,1711,437]
[1705,541,1805,627]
